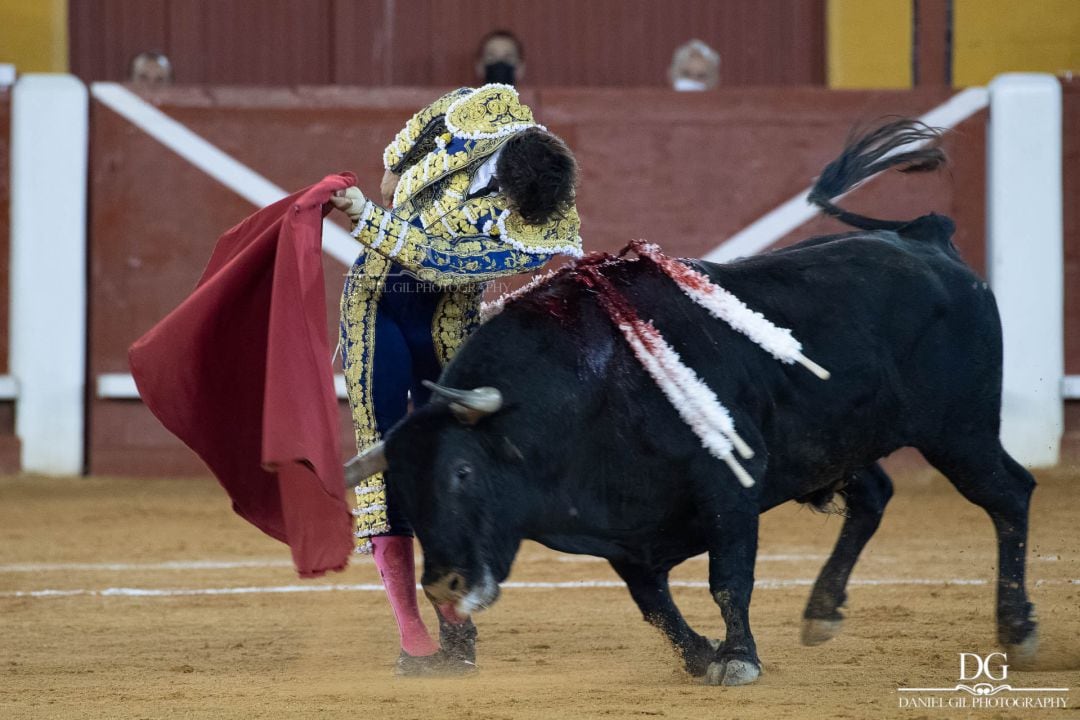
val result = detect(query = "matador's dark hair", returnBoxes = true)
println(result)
[496,128,577,226]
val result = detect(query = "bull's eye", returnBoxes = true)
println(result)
[450,461,473,490]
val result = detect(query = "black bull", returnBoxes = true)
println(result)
[347,120,1038,685]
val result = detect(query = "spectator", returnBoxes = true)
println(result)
[129,51,173,85]
[475,30,524,86]
[669,39,720,91]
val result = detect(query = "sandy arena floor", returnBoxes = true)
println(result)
[2,465,1079,720]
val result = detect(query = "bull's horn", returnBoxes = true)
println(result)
[344,442,387,487]
[422,381,503,425]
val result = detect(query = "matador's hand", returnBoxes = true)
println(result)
[380,170,400,206]
[330,186,367,220]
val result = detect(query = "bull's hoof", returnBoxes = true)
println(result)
[801,618,844,646]
[1005,630,1039,669]
[439,616,477,664]
[703,658,761,686]
[685,638,725,677]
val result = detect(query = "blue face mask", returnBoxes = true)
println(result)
[484,61,516,86]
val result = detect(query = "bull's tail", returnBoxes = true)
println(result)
[808,118,946,233]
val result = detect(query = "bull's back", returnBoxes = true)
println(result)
[692,229,1001,497]
[445,228,999,546]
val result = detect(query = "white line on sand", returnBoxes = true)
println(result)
[7,552,1066,573]
[3,577,1076,600]
[0,553,828,573]
[3,551,1062,575]
[0,559,297,573]
[555,553,830,563]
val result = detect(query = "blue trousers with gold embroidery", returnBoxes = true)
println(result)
[369,265,443,536]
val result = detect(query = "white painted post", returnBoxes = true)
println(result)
[987,73,1063,467]
[10,75,89,474]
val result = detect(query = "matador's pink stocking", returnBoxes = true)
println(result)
[372,535,439,656]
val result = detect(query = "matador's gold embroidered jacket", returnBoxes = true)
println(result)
[341,84,583,547]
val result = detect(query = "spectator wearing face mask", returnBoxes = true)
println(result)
[669,39,720,91]
[475,30,525,86]
[130,51,174,85]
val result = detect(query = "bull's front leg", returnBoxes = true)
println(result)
[609,559,718,676]
[704,510,761,686]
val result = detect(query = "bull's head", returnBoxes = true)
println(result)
[345,381,528,617]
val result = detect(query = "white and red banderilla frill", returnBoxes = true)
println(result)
[485,240,831,488]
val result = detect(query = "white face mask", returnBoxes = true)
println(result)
[673,77,708,92]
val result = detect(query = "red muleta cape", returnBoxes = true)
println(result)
[130,173,356,578]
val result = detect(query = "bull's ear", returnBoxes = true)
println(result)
[448,402,494,426]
